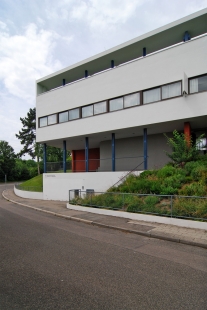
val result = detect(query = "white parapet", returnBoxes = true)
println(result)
[14,186,44,200]
[43,171,141,201]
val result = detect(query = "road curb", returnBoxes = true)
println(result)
[2,191,207,249]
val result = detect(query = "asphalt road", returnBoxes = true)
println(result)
[1,185,207,310]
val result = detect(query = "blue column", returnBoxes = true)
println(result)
[183,31,191,42]
[111,60,114,68]
[63,140,66,173]
[143,128,148,170]
[85,137,89,172]
[112,133,115,171]
[143,47,146,57]
[62,79,66,86]
[43,143,47,173]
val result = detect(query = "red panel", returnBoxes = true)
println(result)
[89,148,100,172]
[184,122,191,147]
[72,148,100,172]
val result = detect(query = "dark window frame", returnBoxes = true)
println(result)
[189,73,207,94]
[93,100,107,115]
[109,96,124,112]
[39,116,48,128]
[161,80,182,100]
[69,107,81,121]
[47,113,58,126]
[81,104,94,118]
[38,78,188,128]
[143,86,161,105]
[123,91,141,109]
[59,110,69,123]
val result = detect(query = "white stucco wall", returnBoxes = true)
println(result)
[43,171,142,201]
[14,187,44,200]
[36,36,207,143]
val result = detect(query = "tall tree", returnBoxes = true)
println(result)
[16,107,71,174]
[0,141,16,180]
[16,107,36,158]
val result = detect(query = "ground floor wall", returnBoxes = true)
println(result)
[43,171,141,201]
[100,132,171,171]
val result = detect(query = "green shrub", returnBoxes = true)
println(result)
[160,186,178,195]
[198,154,207,164]
[173,198,207,218]
[139,170,157,179]
[191,165,207,182]
[127,197,143,212]
[179,182,206,197]
[157,166,177,178]
[144,195,159,207]
[184,161,201,176]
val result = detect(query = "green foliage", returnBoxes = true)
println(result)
[173,198,207,218]
[139,170,158,179]
[179,182,206,197]
[0,141,16,181]
[164,130,204,167]
[12,159,40,181]
[157,166,178,178]
[144,195,159,208]
[70,152,207,219]
[16,108,36,158]
[19,174,43,188]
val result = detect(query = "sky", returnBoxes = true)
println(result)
[0,0,207,157]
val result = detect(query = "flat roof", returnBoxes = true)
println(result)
[37,8,207,91]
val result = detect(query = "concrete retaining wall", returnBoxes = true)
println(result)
[14,187,44,200]
[43,171,141,201]
[67,203,207,230]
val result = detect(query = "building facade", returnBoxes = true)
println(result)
[35,9,207,199]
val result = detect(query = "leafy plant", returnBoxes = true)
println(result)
[164,130,204,167]
[179,182,206,197]
[0,141,16,181]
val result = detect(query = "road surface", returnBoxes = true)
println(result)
[0,184,207,309]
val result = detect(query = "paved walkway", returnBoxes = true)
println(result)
[2,188,207,249]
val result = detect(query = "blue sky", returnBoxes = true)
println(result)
[0,0,207,156]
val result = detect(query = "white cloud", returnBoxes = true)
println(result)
[0,21,8,31]
[70,0,145,30]
[0,21,73,153]
[0,23,71,102]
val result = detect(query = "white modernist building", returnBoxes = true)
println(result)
[35,9,207,200]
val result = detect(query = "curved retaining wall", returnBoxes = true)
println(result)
[67,203,207,230]
[14,186,43,200]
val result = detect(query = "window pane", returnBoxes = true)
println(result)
[59,111,68,123]
[143,88,161,104]
[162,82,181,99]
[198,75,207,92]
[109,97,123,111]
[69,108,79,120]
[48,114,57,125]
[94,101,106,115]
[39,117,47,127]
[82,105,93,118]
[190,75,207,93]
[124,93,140,108]
[190,78,198,93]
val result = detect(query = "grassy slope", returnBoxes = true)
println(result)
[19,174,43,188]
[71,156,207,219]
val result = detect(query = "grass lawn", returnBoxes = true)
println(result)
[18,174,43,192]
